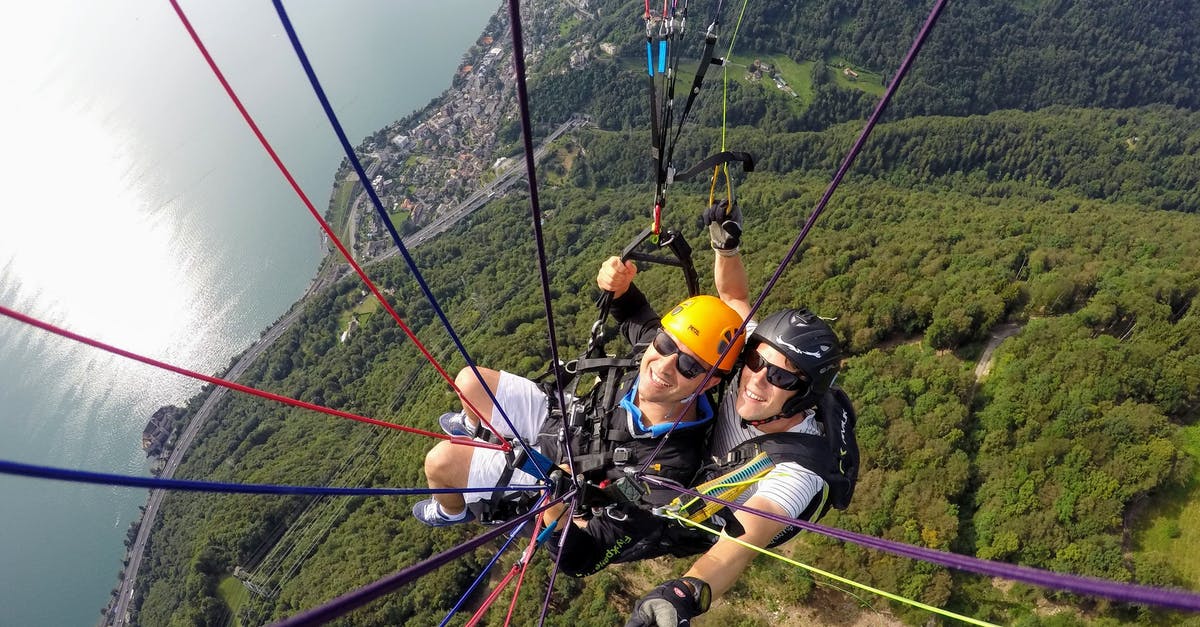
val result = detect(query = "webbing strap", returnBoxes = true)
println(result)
[667,23,721,170]
[667,451,774,523]
[674,150,755,182]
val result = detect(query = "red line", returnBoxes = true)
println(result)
[0,305,506,451]
[166,0,510,448]
[503,516,545,626]
[466,564,520,627]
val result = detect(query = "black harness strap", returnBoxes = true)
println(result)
[673,150,755,183]
[666,22,721,171]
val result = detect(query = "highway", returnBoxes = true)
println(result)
[106,115,585,626]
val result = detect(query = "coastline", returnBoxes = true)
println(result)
[104,3,592,622]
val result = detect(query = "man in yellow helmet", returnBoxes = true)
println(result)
[416,274,745,574]
[611,202,859,626]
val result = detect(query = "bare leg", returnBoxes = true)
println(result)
[454,366,502,429]
[424,440,476,515]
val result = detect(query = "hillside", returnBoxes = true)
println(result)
[132,2,1200,626]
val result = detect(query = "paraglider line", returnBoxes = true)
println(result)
[645,477,1200,612]
[501,0,575,485]
[0,458,543,497]
[269,0,551,474]
[272,491,574,626]
[0,304,503,449]
[168,0,514,455]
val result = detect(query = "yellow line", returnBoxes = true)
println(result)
[665,512,1000,627]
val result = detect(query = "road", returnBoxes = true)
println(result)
[388,115,589,252]
[109,306,304,626]
[106,115,586,625]
[974,322,1023,380]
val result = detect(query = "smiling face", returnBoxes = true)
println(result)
[734,343,805,429]
[637,329,718,405]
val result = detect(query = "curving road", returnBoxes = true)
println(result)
[106,115,587,626]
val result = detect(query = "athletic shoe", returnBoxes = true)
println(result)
[438,411,476,437]
[412,499,475,527]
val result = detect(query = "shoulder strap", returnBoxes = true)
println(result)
[817,387,859,509]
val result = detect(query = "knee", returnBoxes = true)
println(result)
[425,441,468,487]
[454,367,497,417]
[454,367,478,395]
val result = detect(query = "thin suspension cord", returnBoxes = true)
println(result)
[745,1,946,319]
[466,567,522,626]
[665,512,1000,627]
[645,477,1200,612]
[502,0,573,472]
[167,0,513,454]
[710,0,750,207]
[0,459,541,497]
[0,305,502,449]
[272,491,574,627]
[536,492,578,627]
[463,507,545,627]
[502,513,546,626]
[269,0,546,472]
[439,503,541,627]
[637,0,949,475]
[720,0,749,153]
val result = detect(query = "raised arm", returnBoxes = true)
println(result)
[714,248,750,321]
[703,201,751,320]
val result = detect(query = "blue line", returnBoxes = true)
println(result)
[439,496,543,627]
[270,0,546,481]
[274,492,573,626]
[646,41,654,76]
[0,459,546,496]
[658,40,667,73]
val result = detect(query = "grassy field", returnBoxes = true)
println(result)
[760,55,816,107]
[1133,423,1200,588]
[327,179,360,243]
[217,575,250,626]
[616,51,885,114]
[828,55,886,97]
[337,295,381,338]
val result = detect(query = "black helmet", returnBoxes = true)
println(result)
[748,308,842,417]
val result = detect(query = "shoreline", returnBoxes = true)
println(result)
[103,3,593,621]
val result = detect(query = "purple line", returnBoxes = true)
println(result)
[638,0,949,475]
[644,477,1200,612]
[273,493,572,626]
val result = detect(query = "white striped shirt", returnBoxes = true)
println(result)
[709,372,827,519]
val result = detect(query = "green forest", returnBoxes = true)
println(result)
[132,1,1200,625]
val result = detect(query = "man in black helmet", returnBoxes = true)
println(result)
[619,203,859,627]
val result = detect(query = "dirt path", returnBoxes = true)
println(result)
[974,322,1023,380]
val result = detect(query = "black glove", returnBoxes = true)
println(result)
[701,200,742,255]
[625,577,711,627]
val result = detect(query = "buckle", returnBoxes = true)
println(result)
[612,447,632,465]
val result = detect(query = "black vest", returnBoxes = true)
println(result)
[537,367,713,509]
[713,387,859,546]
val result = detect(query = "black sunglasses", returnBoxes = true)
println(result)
[652,331,711,379]
[744,350,809,393]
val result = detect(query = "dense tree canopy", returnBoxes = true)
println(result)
[132,1,1200,625]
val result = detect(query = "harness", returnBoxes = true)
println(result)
[472,225,716,524]
[658,387,859,546]
[539,358,714,514]
[471,345,714,524]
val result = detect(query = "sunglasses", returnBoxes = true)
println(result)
[744,350,810,393]
[652,331,711,379]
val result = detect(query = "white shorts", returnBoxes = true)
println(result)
[465,371,551,503]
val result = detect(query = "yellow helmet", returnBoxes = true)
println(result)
[660,295,745,373]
